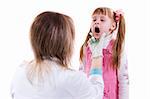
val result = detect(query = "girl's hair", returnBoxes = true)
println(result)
[28,11,75,82]
[80,7,125,69]
[80,30,92,61]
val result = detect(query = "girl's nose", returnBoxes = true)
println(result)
[95,20,100,25]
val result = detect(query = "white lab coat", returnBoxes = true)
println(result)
[11,60,104,99]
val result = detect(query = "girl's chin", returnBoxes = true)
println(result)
[94,35,101,39]
[94,37,100,40]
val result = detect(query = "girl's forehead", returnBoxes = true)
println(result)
[92,14,107,18]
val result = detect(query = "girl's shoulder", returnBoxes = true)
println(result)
[103,39,115,54]
[107,39,115,49]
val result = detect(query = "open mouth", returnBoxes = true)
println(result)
[95,27,100,33]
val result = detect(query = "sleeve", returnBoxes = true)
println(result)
[10,62,27,99]
[10,66,20,99]
[10,80,14,99]
[118,48,129,99]
[66,71,104,99]
[10,68,18,99]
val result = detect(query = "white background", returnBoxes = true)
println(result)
[0,0,150,99]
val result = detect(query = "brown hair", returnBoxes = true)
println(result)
[28,11,75,82]
[79,31,91,61]
[80,7,125,69]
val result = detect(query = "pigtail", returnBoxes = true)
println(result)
[80,30,92,61]
[112,14,125,69]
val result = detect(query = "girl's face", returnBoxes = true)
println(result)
[91,14,116,39]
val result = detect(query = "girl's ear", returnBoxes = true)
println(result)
[110,22,116,31]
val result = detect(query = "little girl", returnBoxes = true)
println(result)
[80,7,129,99]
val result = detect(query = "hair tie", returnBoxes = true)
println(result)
[115,9,124,22]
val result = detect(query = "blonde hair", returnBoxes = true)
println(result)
[28,11,75,83]
[80,7,125,69]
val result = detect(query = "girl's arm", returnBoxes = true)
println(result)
[118,48,129,99]
[79,45,86,72]
[79,53,85,72]
[79,45,92,75]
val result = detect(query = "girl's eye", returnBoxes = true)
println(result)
[93,19,96,22]
[100,19,105,22]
